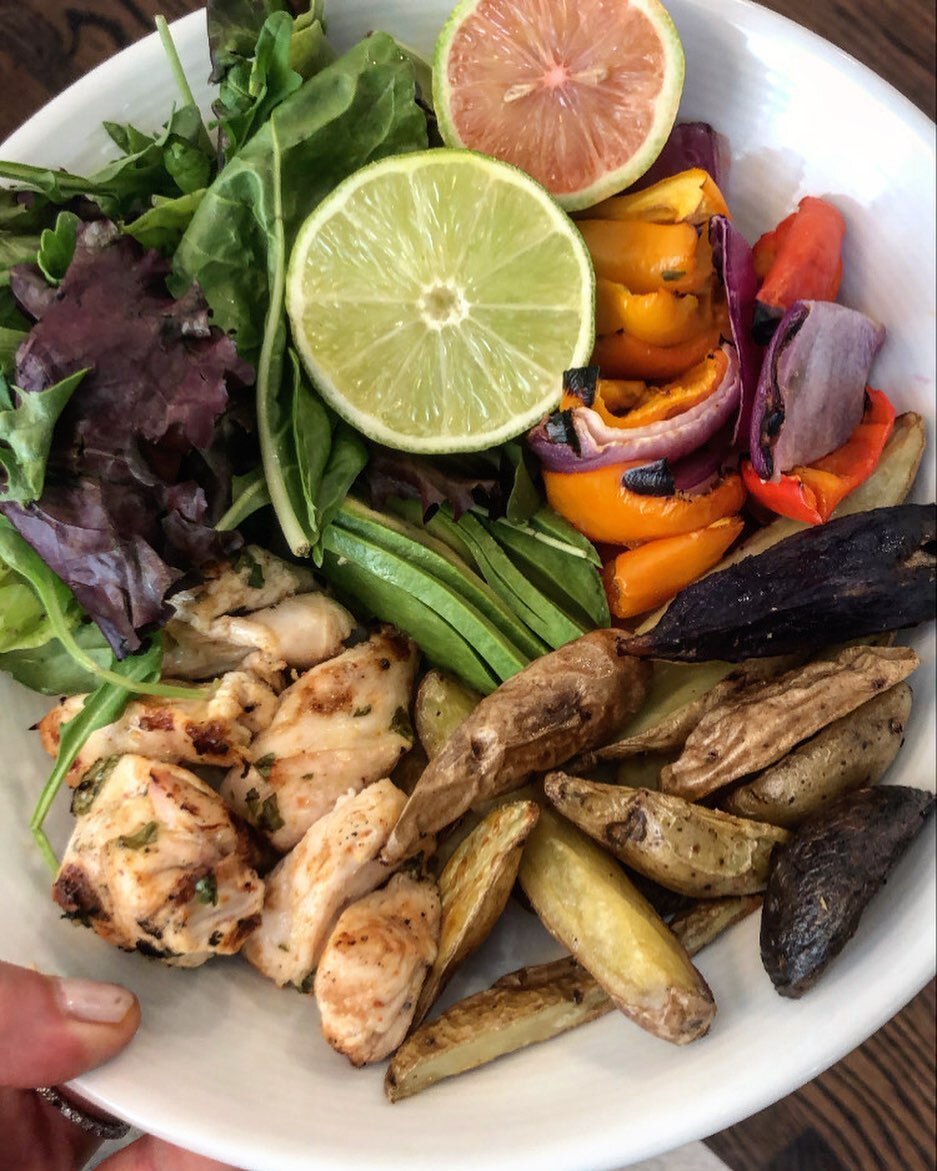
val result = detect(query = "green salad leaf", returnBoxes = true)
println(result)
[30,634,165,872]
[36,211,80,285]
[124,189,207,253]
[0,105,216,219]
[173,32,427,555]
[0,367,87,504]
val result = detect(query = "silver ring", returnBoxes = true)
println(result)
[35,1085,130,1140]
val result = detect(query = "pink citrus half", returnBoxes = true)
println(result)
[433,0,686,211]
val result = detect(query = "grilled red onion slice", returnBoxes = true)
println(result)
[629,122,728,191]
[622,426,738,496]
[529,344,740,473]
[709,215,763,445]
[749,300,886,480]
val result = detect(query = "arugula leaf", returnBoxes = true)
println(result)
[123,190,206,253]
[0,518,208,700]
[0,367,86,504]
[0,106,216,219]
[36,211,80,285]
[215,467,272,531]
[30,635,164,871]
[0,620,112,694]
[174,34,427,555]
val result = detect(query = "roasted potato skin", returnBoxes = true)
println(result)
[385,894,761,1101]
[413,800,540,1026]
[545,774,788,897]
[383,631,650,864]
[518,807,714,1044]
[414,669,481,760]
[760,786,935,997]
[722,683,912,827]
[660,645,918,801]
[385,958,610,1102]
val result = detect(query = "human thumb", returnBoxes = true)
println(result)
[0,959,140,1088]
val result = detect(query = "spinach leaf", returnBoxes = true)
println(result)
[174,33,426,555]
[36,211,80,285]
[0,367,87,504]
[30,634,164,871]
[123,190,206,253]
[214,11,304,155]
[286,347,367,561]
[208,0,291,80]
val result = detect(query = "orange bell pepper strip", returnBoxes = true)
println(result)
[592,325,721,382]
[588,168,731,226]
[543,466,747,545]
[595,279,707,347]
[618,348,728,428]
[578,220,701,294]
[741,389,896,525]
[753,196,845,320]
[602,515,745,618]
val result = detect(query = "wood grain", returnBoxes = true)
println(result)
[708,981,937,1171]
[0,3,934,1169]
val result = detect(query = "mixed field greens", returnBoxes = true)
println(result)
[0,0,609,860]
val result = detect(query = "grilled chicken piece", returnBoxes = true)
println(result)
[243,779,407,988]
[315,872,441,1066]
[53,755,264,967]
[222,627,418,852]
[164,546,355,680]
[38,671,278,787]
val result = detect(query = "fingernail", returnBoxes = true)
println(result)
[55,978,136,1024]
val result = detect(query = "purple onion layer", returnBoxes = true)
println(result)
[528,345,740,473]
[748,300,886,480]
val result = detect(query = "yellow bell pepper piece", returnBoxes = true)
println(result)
[595,279,707,347]
[588,169,731,226]
[579,220,703,295]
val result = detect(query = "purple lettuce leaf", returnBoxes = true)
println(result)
[367,448,501,521]
[1,221,252,656]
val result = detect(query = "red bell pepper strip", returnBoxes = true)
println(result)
[754,196,846,313]
[742,388,896,525]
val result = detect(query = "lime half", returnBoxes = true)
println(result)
[286,149,594,453]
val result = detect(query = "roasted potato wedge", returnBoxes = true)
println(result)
[413,800,540,1026]
[722,682,913,827]
[518,807,714,1044]
[574,656,795,769]
[386,895,760,1101]
[661,645,918,801]
[668,895,764,956]
[383,631,650,864]
[761,786,935,997]
[414,670,482,760]
[545,774,788,897]
[386,957,610,1102]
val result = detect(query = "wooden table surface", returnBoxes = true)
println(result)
[1,2,934,1169]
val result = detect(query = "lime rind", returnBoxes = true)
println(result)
[432,0,686,212]
[286,148,595,454]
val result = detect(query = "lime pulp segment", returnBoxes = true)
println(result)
[286,149,595,453]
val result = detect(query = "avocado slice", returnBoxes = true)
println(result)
[322,525,531,683]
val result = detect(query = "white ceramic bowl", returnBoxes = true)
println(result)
[1,3,934,1169]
